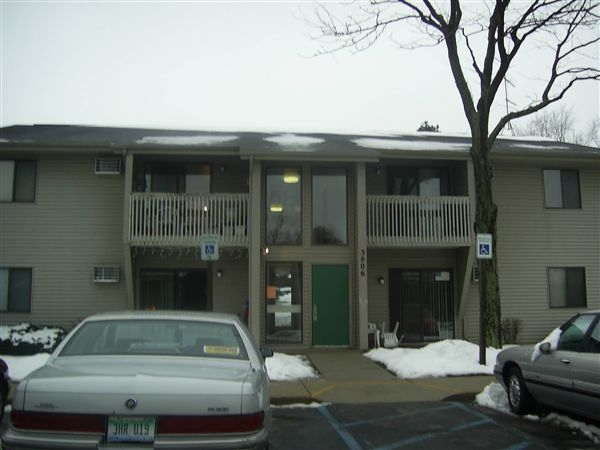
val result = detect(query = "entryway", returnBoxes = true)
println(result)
[312,265,349,346]
[388,269,454,342]
[140,269,208,310]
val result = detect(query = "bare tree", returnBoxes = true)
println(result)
[314,1,599,355]
[516,105,576,142]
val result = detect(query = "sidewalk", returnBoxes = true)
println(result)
[270,348,493,405]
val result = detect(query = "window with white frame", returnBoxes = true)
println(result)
[548,267,587,308]
[0,160,36,202]
[0,268,32,312]
[543,169,581,208]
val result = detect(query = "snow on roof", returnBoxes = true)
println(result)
[353,137,470,152]
[136,135,239,145]
[263,133,325,150]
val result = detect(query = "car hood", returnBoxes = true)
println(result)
[496,345,534,364]
[17,356,254,415]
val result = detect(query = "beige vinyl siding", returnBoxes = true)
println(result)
[0,154,127,329]
[463,162,600,344]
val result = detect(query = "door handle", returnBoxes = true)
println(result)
[313,305,318,322]
[560,358,571,365]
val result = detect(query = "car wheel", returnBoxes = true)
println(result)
[506,367,535,415]
[0,381,6,423]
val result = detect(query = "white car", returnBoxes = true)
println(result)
[494,311,600,421]
[2,311,272,450]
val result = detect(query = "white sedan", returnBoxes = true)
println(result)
[2,311,272,450]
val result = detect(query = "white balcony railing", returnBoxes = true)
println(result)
[367,196,471,247]
[129,193,249,247]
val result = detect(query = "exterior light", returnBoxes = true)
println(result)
[270,203,283,213]
[378,276,385,285]
[216,269,223,278]
[283,172,300,183]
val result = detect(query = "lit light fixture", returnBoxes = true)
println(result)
[270,203,283,213]
[378,276,385,285]
[262,247,270,256]
[202,205,209,212]
[283,172,300,184]
[216,269,223,278]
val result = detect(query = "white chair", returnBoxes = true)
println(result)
[382,321,401,348]
[368,322,380,348]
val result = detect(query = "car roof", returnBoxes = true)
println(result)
[82,310,240,324]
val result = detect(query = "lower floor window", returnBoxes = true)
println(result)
[140,269,208,311]
[548,267,587,308]
[0,268,32,312]
[266,262,302,343]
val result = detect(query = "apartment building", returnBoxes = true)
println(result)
[1,125,598,348]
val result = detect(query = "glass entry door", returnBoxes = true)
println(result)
[141,269,208,311]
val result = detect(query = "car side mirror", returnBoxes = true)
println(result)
[539,342,552,354]
[260,347,274,359]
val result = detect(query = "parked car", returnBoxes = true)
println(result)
[2,311,273,450]
[494,311,600,421]
[0,358,9,423]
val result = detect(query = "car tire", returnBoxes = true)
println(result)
[506,367,535,415]
[0,380,6,423]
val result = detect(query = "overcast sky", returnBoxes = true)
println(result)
[1,2,598,135]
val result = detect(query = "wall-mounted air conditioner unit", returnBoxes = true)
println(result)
[472,265,480,283]
[95,157,122,175]
[94,266,120,283]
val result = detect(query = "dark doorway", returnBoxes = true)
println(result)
[389,269,454,342]
[140,269,209,311]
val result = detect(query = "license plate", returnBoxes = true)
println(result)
[107,416,155,443]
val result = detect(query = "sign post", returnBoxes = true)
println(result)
[476,233,493,365]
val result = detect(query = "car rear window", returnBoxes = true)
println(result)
[59,319,248,360]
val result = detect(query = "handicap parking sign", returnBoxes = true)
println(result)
[476,234,493,259]
[201,235,219,261]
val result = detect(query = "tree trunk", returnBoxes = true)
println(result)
[471,141,502,350]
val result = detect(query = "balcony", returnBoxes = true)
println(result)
[129,193,249,247]
[367,196,471,247]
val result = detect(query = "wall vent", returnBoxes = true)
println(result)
[95,157,122,175]
[472,265,480,283]
[94,266,120,283]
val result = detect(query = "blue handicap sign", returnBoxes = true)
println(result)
[479,244,490,255]
[205,244,215,255]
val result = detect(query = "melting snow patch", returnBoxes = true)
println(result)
[265,352,319,381]
[531,327,562,362]
[264,134,324,149]
[353,138,469,152]
[136,135,238,145]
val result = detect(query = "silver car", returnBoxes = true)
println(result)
[2,311,272,450]
[494,311,600,421]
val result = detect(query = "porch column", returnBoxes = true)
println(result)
[122,151,135,310]
[356,163,368,350]
[248,158,262,344]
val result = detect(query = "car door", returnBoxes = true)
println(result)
[570,315,600,420]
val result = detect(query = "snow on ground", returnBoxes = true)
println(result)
[0,354,51,380]
[365,339,500,378]
[265,353,319,381]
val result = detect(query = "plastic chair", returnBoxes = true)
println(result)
[382,321,401,348]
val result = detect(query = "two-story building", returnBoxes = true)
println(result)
[1,125,598,348]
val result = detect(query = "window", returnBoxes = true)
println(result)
[312,168,347,245]
[548,267,587,308]
[140,270,208,311]
[265,263,302,343]
[558,314,596,352]
[0,160,36,202]
[266,168,301,245]
[0,268,32,312]
[543,169,581,208]
[387,166,449,196]
[138,162,211,193]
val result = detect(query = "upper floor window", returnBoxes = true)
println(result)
[138,162,211,193]
[266,168,301,245]
[312,168,347,245]
[543,169,581,208]
[0,160,36,202]
[388,166,449,196]
[0,268,32,313]
[548,267,586,308]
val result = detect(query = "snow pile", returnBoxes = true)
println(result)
[0,323,64,352]
[265,352,319,381]
[0,354,51,381]
[475,382,511,413]
[365,340,500,378]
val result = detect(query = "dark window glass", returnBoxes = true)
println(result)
[543,169,581,208]
[0,160,36,202]
[388,166,449,196]
[585,320,600,354]
[312,168,347,245]
[266,168,301,245]
[558,314,595,352]
[0,268,32,312]
[140,162,211,193]
[548,267,587,308]
[265,263,302,343]
[140,270,208,311]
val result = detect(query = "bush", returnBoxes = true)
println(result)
[501,318,521,344]
[0,323,66,355]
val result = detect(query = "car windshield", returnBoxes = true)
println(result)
[59,319,248,360]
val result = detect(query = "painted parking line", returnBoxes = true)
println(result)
[317,402,533,450]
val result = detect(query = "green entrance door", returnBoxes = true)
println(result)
[312,265,349,346]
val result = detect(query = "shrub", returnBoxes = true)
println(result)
[501,318,521,344]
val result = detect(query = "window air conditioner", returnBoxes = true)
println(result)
[95,157,122,175]
[94,266,120,283]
